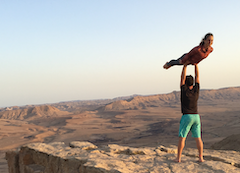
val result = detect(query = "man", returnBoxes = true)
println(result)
[175,64,204,162]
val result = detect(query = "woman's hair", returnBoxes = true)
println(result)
[199,33,213,46]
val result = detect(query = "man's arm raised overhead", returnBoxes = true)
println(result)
[180,65,187,87]
[195,64,200,84]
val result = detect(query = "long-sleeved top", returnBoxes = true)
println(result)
[181,45,213,64]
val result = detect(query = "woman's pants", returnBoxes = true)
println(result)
[167,53,187,66]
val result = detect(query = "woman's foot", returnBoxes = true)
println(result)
[163,62,171,69]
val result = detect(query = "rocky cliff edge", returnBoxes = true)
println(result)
[6,141,240,173]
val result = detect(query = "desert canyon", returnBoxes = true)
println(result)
[1,86,240,172]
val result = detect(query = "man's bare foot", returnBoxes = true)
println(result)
[163,62,170,69]
[198,158,204,162]
[173,158,181,163]
[197,155,204,162]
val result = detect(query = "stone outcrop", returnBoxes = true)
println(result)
[211,134,240,151]
[5,141,240,173]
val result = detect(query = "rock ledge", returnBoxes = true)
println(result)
[6,141,240,173]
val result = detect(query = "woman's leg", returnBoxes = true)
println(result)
[163,54,186,69]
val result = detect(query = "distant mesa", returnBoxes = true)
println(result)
[200,86,240,100]
[0,105,69,121]
[1,86,240,113]
[101,87,240,111]
[101,93,180,111]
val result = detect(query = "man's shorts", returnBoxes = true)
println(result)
[178,114,201,138]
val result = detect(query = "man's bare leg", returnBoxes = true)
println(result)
[175,137,186,162]
[195,137,204,162]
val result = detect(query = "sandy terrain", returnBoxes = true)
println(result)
[1,87,240,172]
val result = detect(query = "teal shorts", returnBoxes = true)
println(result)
[178,114,201,138]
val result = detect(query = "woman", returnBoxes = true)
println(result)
[163,33,214,69]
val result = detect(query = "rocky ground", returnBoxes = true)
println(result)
[6,141,240,173]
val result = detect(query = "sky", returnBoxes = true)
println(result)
[1,0,240,108]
